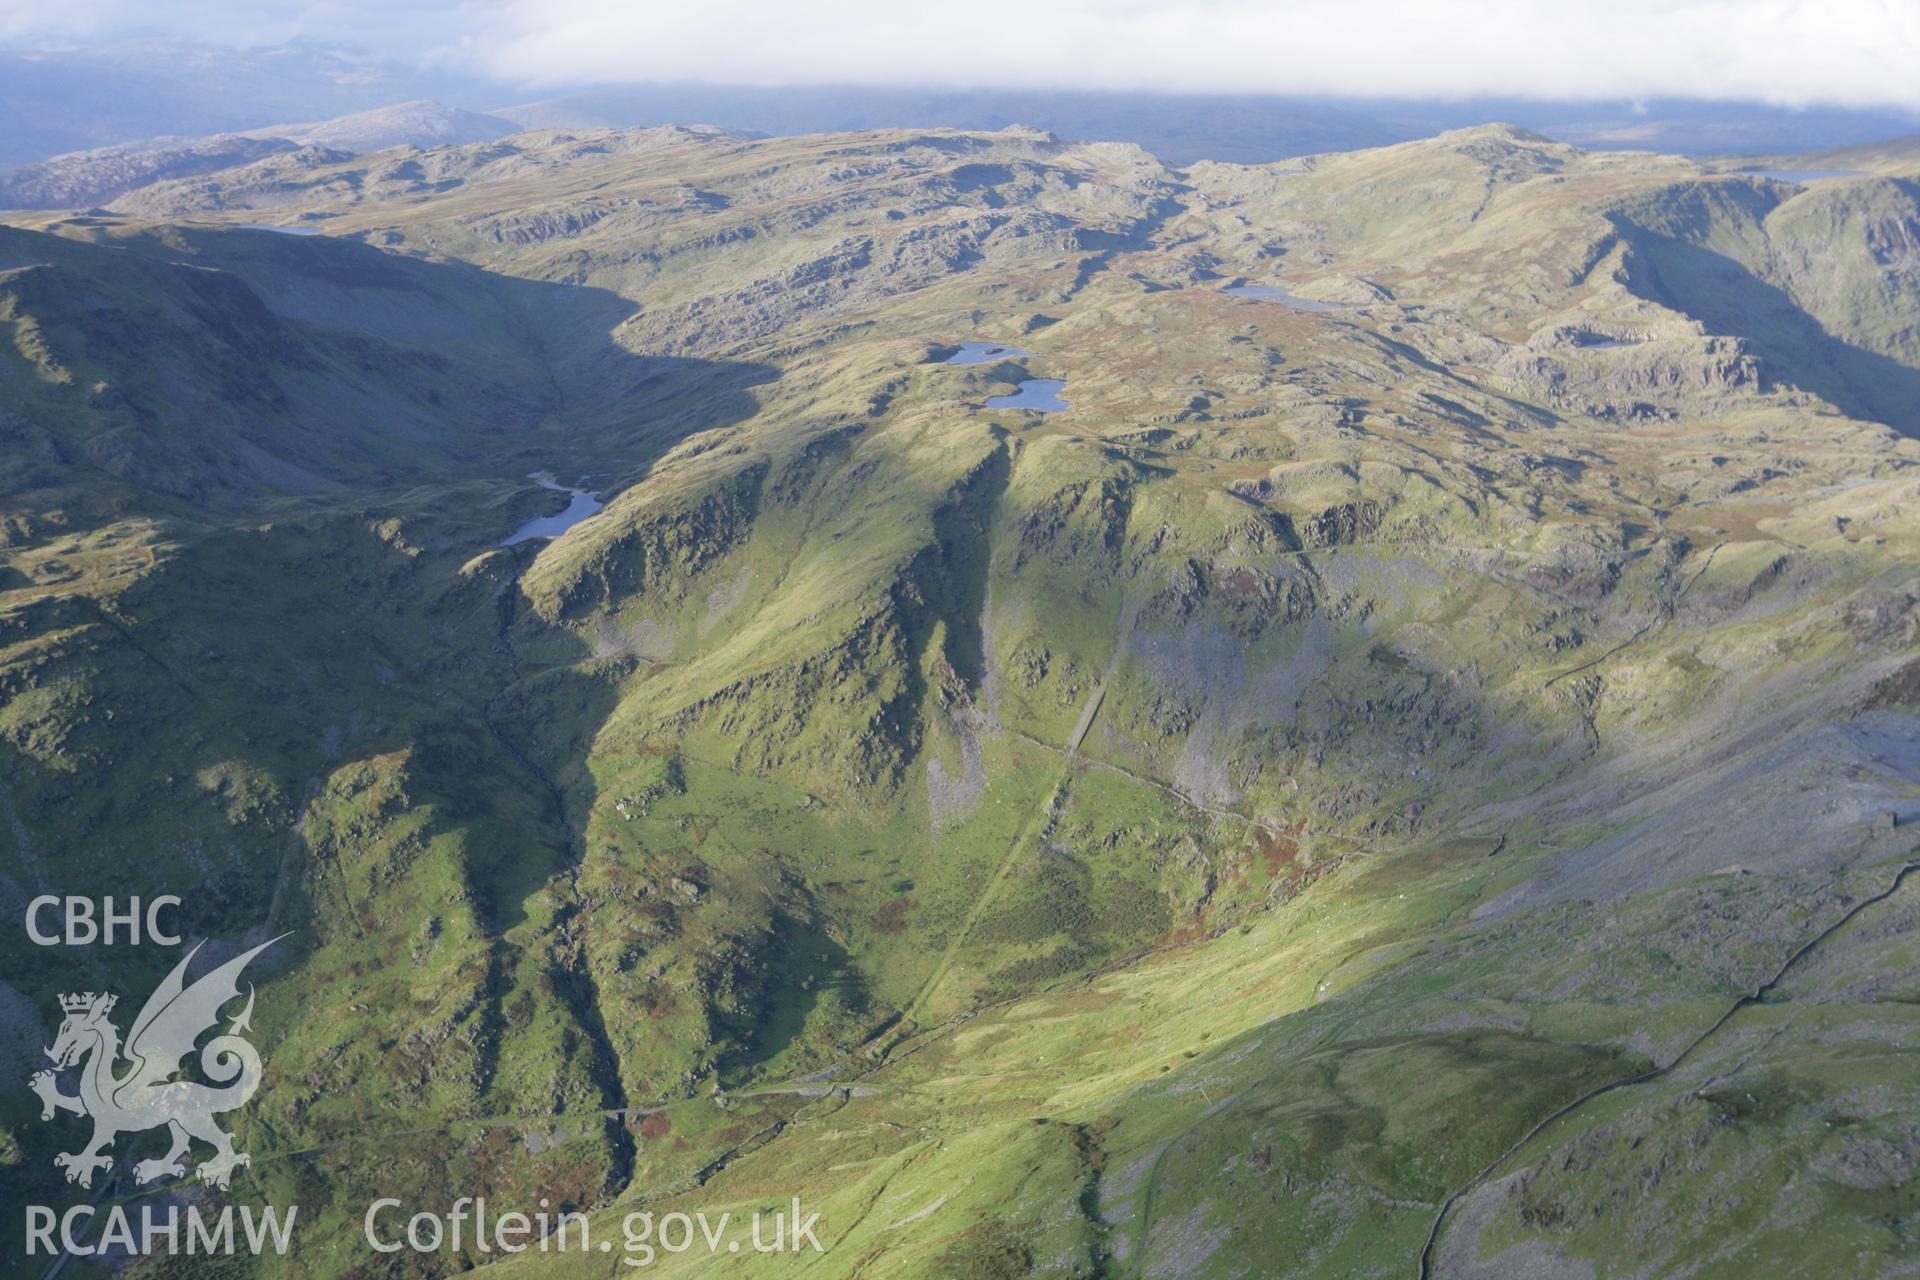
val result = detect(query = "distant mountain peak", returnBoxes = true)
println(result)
[1433,122,1561,146]
[240,100,521,152]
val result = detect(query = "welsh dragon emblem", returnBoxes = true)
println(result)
[30,937,281,1190]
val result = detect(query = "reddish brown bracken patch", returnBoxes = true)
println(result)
[873,898,911,934]
[1248,823,1301,877]
[1216,566,1264,603]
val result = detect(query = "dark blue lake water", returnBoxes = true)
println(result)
[986,379,1070,412]
[944,342,1032,365]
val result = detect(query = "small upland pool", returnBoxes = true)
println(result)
[986,379,1070,412]
[944,342,1032,365]
[501,474,604,546]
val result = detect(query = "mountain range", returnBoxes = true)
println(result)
[6,38,1920,171]
[0,101,520,210]
[0,116,1916,1277]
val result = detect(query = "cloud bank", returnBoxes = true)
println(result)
[9,0,1920,110]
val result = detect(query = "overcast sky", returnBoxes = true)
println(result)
[4,0,1918,109]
